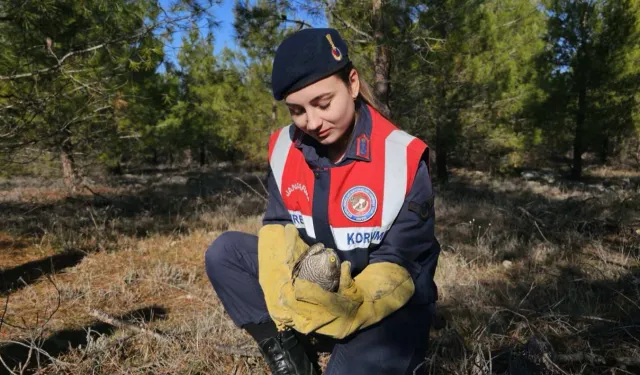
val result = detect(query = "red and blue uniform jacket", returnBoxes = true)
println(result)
[263,101,440,305]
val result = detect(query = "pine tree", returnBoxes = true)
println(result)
[381,0,547,179]
[539,0,640,179]
[0,0,215,189]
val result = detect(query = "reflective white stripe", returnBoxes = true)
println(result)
[382,130,415,227]
[331,225,392,251]
[302,215,316,239]
[270,125,293,192]
[288,210,316,239]
[271,126,316,239]
[288,210,305,229]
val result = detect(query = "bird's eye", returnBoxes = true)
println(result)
[329,256,336,263]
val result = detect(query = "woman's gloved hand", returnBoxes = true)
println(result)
[257,224,309,331]
[279,259,415,339]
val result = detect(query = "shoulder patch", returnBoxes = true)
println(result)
[407,194,434,221]
[356,134,370,159]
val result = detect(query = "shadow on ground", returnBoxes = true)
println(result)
[428,264,640,374]
[0,249,87,296]
[0,167,270,252]
[433,174,639,263]
[0,305,168,374]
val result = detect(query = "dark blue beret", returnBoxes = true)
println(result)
[271,28,350,101]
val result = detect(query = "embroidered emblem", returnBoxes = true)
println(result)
[356,134,370,159]
[341,186,377,222]
[326,34,343,61]
[408,194,434,221]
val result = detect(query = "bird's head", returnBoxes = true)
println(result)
[305,243,341,273]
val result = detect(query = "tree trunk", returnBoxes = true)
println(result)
[572,26,589,181]
[435,72,450,182]
[572,83,586,180]
[184,149,192,167]
[600,135,608,164]
[110,162,123,175]
[372,0,391,118]
[199,142,206,166]
[571,7,593,181]
[272,100,278,124]
[60,141,81,193]
[436,120,448,182]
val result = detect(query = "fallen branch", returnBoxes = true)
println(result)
[234,177,267,202]
[82,183,112,203]
[88,309,169,342]
[533,221,551,244]
[88,309,262,357]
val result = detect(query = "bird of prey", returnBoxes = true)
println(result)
[292,243,341,292]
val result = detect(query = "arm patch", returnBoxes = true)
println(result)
[407,194,434,221]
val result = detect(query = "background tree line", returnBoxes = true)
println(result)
[1,0,639,191]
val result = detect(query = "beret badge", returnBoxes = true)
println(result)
[326,33,343,61]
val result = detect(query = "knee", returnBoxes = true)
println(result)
[204,231,242,278]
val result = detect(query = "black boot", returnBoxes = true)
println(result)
[256,328,319,375]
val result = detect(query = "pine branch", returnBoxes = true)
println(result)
[321,0,373,41]
[0,10,204,81]
[0,43,107,81]
[332,13,373,41]
[280,15,313,30]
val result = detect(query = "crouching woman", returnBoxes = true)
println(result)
[204,27,441,375]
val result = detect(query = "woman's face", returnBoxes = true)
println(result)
[284,68,360,147]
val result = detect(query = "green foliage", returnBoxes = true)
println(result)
[151,1,295,165]
[0,0,215,177]
[536,0,640,174]
[1,0,639,179]
[379,0,548,171]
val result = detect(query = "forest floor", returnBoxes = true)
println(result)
[0,164,638,374]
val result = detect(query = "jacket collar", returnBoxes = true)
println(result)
[292,99,372,167]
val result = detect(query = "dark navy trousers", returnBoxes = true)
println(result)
[204,231,434,375]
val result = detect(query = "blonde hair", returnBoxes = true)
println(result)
[357,75,386,116]
[336,62,388,119]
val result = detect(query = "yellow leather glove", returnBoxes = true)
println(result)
[279,260,415,339]
[257,224,309,331]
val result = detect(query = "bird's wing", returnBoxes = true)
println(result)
[291,250,306,279]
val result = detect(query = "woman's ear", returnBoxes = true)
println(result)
[349,68,360,100]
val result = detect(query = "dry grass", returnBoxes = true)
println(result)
[428,169,640,374]
[585,166,640,179]
[0,164,638,374]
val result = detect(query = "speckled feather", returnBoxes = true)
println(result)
[292,243,342,292]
